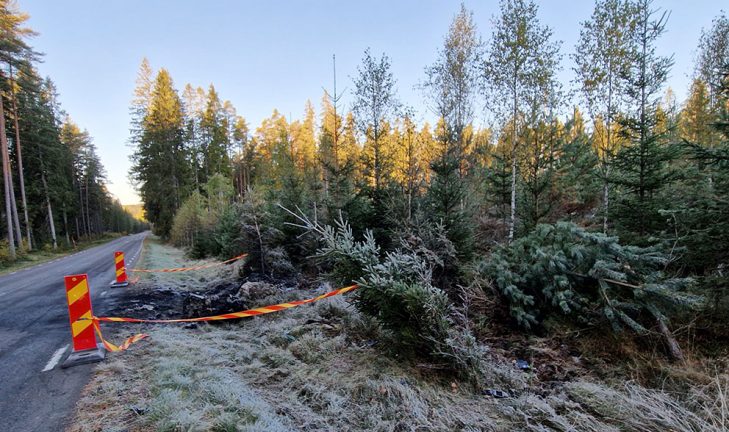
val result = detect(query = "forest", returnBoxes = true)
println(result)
[0,1,147,266]
[124,0,729,371]
[4,0,729,416]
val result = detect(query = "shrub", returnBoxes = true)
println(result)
[285,208,486,380]
[215,191,293,278]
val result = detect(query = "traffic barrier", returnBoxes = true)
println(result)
[130,253,247,273]
[61,274,105,368]
[89,284,359,352]
[110,251,129,288]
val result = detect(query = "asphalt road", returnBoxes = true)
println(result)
[0,232,148,432]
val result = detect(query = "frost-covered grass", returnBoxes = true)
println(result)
[68,240,729,432]
[131,236,242,290]
[70,288,729,431]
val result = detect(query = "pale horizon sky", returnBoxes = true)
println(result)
[21,0,725,205]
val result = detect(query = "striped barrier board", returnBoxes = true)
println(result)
[110,251,129,288]
[62,274,105,367]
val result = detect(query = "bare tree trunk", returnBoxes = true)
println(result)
[602,180,609,233]
[41,170,57,249]
[656,318,684,363]
[10,64,31,250]
[84,176,91,236]
[508,84,518,242]
[1,95,16,259]
[78,180,86,238]
[63,207,70,247]
[9,170,22,248]
[253,215,265,275]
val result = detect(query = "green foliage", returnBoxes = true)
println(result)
[215,191,293,277]
[610,0,677,242]
[554,110,600,219]
[675,65,729,270]
[483,222,699,334]
[425,146,473,265]
[170,191,205,252]
[170,174,236,258]
[130,68,191,239]
[301,213,483,380]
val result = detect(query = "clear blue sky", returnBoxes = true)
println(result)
[21,0,724,204]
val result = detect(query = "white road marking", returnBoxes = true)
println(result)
[100,290,107,297]
[42,345,69,372]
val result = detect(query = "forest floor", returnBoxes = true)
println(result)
[0,232,125,275]
[66,240,729,432]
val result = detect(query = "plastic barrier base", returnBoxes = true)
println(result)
[109,281,129,288]
[61,343,106,368]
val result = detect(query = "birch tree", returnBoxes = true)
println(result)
[696,12,729,113]
[574,0,636,233]
[352,48,398,192]
[484,0,561,241]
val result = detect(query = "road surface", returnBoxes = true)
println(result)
[0,232,148,432]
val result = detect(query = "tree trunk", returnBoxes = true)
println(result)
[78,180,86,237]
[41,171,57,249]
[656,318,684,363]
[602,180,609,233]
[84,176,91,236]
[63,207,70,247]
[508,85,518,242]
[10,64,31,250]
[0,95,16,259]
[9,169,22,248]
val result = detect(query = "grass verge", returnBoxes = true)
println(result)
[67,241,729,432]
[0,233,126,276]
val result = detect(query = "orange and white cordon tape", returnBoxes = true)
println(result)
[130,253,248,273]
[89,284,358,352]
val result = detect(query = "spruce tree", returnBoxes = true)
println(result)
[422,5,479,265]
[483,221,696,360]
[611,0,676,241]
[130,69,190,238]
[200,85,231,181]
[554,108,600,221]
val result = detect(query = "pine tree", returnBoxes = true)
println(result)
[483,221,697,360]
[0,0,37,256]
[182,83,205,191]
